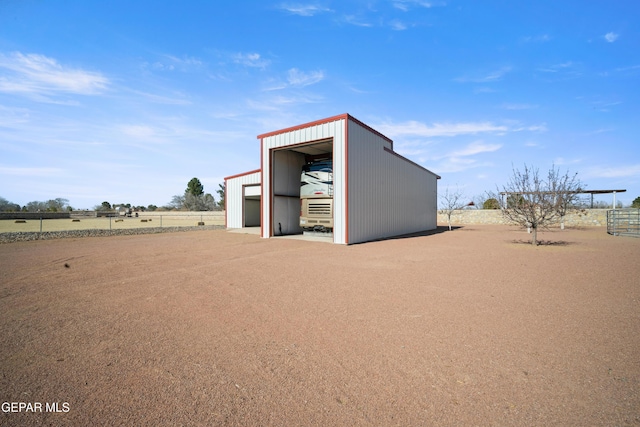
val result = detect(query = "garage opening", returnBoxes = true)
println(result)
[243,184,261,227]
[270,139,334,237]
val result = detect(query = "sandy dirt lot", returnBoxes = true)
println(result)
[1,225,638,426]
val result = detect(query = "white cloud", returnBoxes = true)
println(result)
[586,128,614,135]
[375,120,508,138]
[537,61,574,73]
[604,32,619,43]
[432,157,490,174]
[473,87,497,94]
[553,157,582,166]
[501,103,538,110]
[248,93,323,111]
[129,90,192,105]
[522,34,551,43]
[389,20,408,31]
[119,125,160,141]
[343,15,373,27]
[287,68,325,86]
[448,141,502,157]
[614,64,640,73]
[148,55,203,72]
[513,123,547,132]
[0,166,64,177]
[455,66,512,83]
[233,52,270,69]
[0,105,30,127]
[279,3,332,16]
[587,164,640,178]
[0,52,109,98]
[264,68,325,91]
[392,0,436,11]
[428,141,502,173]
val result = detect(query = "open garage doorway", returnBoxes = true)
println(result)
[243,184,261,227]
[270,139,333,237]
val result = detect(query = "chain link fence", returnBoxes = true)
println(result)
[0,212,225,234]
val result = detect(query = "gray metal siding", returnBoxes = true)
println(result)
[225,171,260,228]
[347,119,437,244]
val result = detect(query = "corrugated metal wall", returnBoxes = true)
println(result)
[347,119,438,244]
[225,170,261,228]
[260,117,347,243]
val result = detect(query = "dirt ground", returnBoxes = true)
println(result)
[1,225,638,426]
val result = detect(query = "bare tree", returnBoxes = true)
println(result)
[499,164,582,245]
[439,185,466,230]
[548,166,583,229]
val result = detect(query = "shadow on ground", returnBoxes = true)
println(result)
[510,239,575,246]
[353,225,463,244]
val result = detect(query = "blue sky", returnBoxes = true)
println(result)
[0,0,638,209]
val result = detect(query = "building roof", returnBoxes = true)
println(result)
[224,169,261,181]
[256,113,394,145]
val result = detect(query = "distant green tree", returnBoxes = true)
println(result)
[169,178,218,211]
[99,201,112,210]
[147,204,158,211]
[46,198,70,212]
[483,198,500,209]
[0,197,21,212]
[632,197,640,209]
[216,183,225,210]
[186,178,204,197]
[26,200,47,212]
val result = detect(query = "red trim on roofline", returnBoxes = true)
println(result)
[346,114,394,146]
[224,168,261,181]
[256,113,393,145]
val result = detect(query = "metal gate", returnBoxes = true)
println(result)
[607,209,640,237]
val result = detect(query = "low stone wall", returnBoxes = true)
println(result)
[0,225,225,244]
[139,211,225,220]
[0,212,70,220]
[437,209,608,227]
[70,211,98,218]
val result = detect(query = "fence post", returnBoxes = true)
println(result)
[110,216,112,231]
[40,217,43,233]
[160,215,162,228]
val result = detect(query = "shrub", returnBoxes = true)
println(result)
[483,198,500,209]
